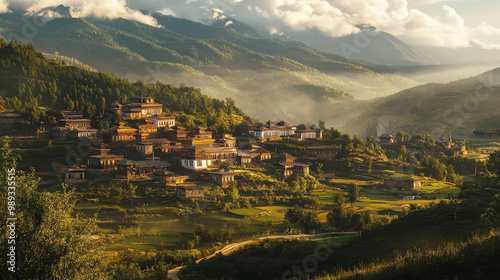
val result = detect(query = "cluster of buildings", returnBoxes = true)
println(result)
[237,121,322,141]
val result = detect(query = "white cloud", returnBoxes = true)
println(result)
[47,0,498,50]
[7,0,160,27]
[0,0,9,13]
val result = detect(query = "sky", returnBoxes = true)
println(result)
[1,0,499,50]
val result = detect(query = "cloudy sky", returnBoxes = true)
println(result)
[1,0,499,50]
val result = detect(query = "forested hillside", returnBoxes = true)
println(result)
[0,40,253,133]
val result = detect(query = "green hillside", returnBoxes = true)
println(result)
[0,40,253,134]
[345,67,500,137]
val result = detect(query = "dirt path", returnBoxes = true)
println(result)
[167,231,358,280]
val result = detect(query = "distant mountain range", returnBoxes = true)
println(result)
[344,67,500,137]
[0,7,416,125]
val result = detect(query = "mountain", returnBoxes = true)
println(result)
[271,26,439,67]
[344,67,500,137]
[209,16,261,37]
[0,8,415,125]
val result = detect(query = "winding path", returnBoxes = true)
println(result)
[167,231,358,280]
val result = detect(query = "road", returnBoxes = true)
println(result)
[167,231,358,280]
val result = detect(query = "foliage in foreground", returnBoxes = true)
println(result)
[319,230,500,280]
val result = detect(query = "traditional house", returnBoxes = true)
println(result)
[236,122,259,135]
[50,127,70,139]
[237,153,252,165]
[153,170,189,184]
[63,111,84,119]
[295,129,317,140]
[179,137,216,149]
[147,116,175,127]
[278,162,310,178]
[147,139,182,152]
[166,126,189,141]
[209,171,237,187]
[379,134,396,144]
[188,126,213,139]
[192,146,238,163]
[0,112,23,124]
[214,134,237,147]
[306,146,341,158]
[176,185,205,199]
[64,166,86,184]
[385,177,421,191]
[254,126,295,140]
[110,123,137,142]
[278,153,297,163]
[136,142,154,154]
[116,159,170,179]
[122,96,163,119]
[87,143,124,170]
[181,155,211,170]
[58,118,92,129]
[250,148,271,160]
[473,130,499,138]
[68,128,98,139]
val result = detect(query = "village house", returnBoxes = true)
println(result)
[214,134,237,147]
[181,155,211,170]
[0,111,23,124]
[87,143,124,170]
[64,166,86,184]
[385,177,421,191]
[50,127,70,139]
[153,170,190,185]
[68,128,98,139]
[379,134,396,144]
[236,122,259,136]
[135,142,154,154]
[122,96,163,119]
[147,139,182,152]
[63,111,84,119]
[278,153,297,163]
[188,126,213,139]
[295,129,318,140]
[278,162,310,178]
[253,126,295,140]
[473,130,499,138]
[109,122,137,142]
[166,126,189,141]
[307,146,341,158]
[58,118,92,129]
[116,159,170,179]
[237,153,252,165]
[176,185,205,199]
[147,116,175,127]
[209,171,237,187]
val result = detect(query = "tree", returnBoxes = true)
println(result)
[314,162,323,180]
[298,211,321,233]
[285,206,304,225]
[481,194,500,228]
[487,151,500,176]
[0,137,106,279]
[347,184,361,207]
[331,192,344,206]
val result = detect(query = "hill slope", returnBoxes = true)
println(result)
[0,40,252,134]
[345,67,500,137]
